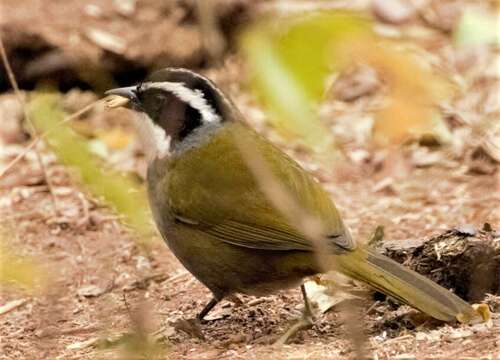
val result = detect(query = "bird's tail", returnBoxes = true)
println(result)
[333,246,478,322]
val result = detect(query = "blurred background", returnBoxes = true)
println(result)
[0,0,499,359]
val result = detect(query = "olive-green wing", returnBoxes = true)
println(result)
[165,122,355,252]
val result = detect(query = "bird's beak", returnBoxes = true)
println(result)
[104,86,138,109]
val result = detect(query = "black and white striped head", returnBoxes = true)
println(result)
[106,68,236,160]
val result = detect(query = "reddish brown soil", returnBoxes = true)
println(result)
[1,0,499,359]
[0,104,498,358]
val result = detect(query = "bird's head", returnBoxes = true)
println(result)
[106,68,235,160]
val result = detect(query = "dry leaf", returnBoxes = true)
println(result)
[304,280,360,314]
[372,0,417,25]
[335,40,452,145]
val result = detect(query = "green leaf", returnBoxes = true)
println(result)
[241,11,371,151]
[29,93,154,248]
[0,234,46,290]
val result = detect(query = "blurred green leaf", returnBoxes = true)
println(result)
[241,11,371,152]
[95,331,168,360]
[242,10,453,147]
[0,234,46,290]
[29,93,154,248]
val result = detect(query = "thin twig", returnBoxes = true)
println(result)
[0,298,27,315]
[0,34,60,214]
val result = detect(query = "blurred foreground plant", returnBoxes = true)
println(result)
[241,10,452,150]
[0,232,46,292]
[241,11,370,155]
[29,93,154,249]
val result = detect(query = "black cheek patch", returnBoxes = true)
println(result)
[179,105,202,141]
[155,94,202,143]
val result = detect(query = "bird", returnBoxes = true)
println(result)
[105,67,477,335]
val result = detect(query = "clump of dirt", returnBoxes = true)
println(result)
[381,224,500,301]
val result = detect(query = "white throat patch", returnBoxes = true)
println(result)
[141,81,221,124]
[132,112,171,162]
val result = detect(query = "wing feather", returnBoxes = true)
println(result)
[165,123,356,253]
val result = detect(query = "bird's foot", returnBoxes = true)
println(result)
[274,285,316,345]
[274,309,315,345]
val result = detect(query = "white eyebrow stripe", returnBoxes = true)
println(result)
[142,81,220,123]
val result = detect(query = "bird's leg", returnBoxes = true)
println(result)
[197,297,219,323]
[275,285,315,345]
[301,284,314,320]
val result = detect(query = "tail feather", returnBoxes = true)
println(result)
[334,246,477,322]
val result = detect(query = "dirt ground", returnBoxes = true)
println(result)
[1,0,500,359]
[0,107,498,359]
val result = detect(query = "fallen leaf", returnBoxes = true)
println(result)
[304,280,359,314]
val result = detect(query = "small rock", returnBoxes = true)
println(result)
[77,284,105,298]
